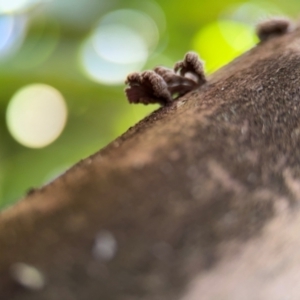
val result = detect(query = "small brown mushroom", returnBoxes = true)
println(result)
[256,17,294,42]
[174,52,207,86]
[125,70,172,105]
[125,52,207,105]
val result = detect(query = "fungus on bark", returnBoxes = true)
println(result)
[125,52,206,105]
[256,17,294,42]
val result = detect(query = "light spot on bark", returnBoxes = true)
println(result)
[283,168,300,201]
[93,231,118,262]
[10,263,46,290]
[208,160,245,194]
[181,200,300,300]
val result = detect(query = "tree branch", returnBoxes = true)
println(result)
[1,27,300,300]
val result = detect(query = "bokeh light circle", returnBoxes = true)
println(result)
[15,17,60,68]
[81,38,146,85]
[99,9,160,50]
[0,14,27,59]
[0,0,43,14]
[6,84,68,148]
[92,25,148,64]
[222,2,284,26]
[193,20,257,72]
[80,8,161,85]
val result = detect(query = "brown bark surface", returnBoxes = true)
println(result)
[1,27,300,300]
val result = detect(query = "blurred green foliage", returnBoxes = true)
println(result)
[0,0,299,208]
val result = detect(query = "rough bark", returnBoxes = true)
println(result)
[1,27,300,300]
